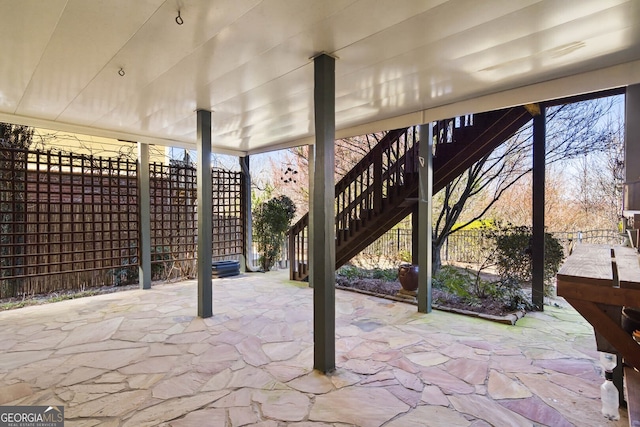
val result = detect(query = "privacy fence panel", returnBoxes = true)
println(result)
[1,148,244,298]
[150,161,198,281]
[149,162,244,281]
[1,147,138,297]
[210,169,243,260]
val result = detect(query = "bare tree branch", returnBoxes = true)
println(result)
[431,97,620,272]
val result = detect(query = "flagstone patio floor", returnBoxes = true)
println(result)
[0,270,630,426]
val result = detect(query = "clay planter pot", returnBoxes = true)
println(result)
[398,264,419,292]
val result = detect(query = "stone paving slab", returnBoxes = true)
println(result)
[0,271,630,426]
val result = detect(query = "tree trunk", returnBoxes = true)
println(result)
[432,240,443,275]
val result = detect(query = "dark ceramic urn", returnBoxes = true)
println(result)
[398,263,419,292]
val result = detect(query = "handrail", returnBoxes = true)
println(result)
[287,109,521,281]
[287,118,477,280]
[288,127,418,279]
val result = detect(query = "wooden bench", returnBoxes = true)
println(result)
[556,244,640,424]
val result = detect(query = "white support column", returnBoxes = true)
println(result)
[137,142,152,290]
[417,123,433,313]
[312,53,336,373]
[197,110,213,318]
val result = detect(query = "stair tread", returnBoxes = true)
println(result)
[290,106,532,280]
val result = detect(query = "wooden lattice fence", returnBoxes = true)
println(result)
[0,148,243,298]
[149,162,243,281]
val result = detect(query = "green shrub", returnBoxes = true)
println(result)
[471,277,534,312]
[337,265,361,280]
[372,267,398,281]
[433,264,534,312]
[340,262,533,313]
[485,223,564,295]
[396,250,411,263]
[337,265,398,282]
[433,265,473,299]
[253,195,296,271]
[493,278,535,311]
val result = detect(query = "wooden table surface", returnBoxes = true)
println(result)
[557,244,640,287]
[557,244,640,424]
[557,244,640,368]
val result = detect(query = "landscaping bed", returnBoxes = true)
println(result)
[336,263,532,324]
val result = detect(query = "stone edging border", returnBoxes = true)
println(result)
[335,284,525,326]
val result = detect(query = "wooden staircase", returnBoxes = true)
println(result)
[288,106,533,281]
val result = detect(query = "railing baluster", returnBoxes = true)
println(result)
[287,128,409,280]
[374,149,382,213]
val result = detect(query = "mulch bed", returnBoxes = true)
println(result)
[335,275,516,318]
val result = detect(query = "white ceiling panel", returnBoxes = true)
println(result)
[0,0,67,112]
[15,0,166,119]
[1,0,639,156]
[57,0,262,125]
